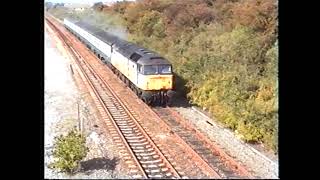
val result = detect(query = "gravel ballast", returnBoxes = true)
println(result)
[172,104,278,179]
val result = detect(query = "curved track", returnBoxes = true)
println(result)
[46,14,254,179]
[46,17,180,179]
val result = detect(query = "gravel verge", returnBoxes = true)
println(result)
[171,100,278,179]
[44,22,130,179]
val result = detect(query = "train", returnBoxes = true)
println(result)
[63,18,174,106]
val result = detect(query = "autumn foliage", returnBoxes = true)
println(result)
[49,0,278,152]
[103,0,278,152]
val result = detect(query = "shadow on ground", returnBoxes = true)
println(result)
[80,157,119,174]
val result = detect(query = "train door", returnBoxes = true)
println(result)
[128,53,141,85]
[128,60,138,84]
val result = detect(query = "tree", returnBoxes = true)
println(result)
[92,2,104,11]
[231,0,277,35]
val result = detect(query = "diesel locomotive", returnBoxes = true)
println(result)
[63,18,174,106]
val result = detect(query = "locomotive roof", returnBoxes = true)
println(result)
[65,18,171,66]
[137,55,171,65]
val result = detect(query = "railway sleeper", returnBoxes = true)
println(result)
[145,169,161,173]
[118,124,137,129]
[135,147,154,152]
[116,122,135,126]
[123,132,143,137]
[124,135,144,140]
[140,159,162,164]
[129,142,149,147]
[131,145,150,150]
[131,146,147,150]
[119,127,134,131]
[121,130,136,135]
[132,149,148,153]
[116,121,131,125]
[153,162,165,167]
[127,138,147,143]
[144,144,152,148]
[118,126,135,132]
[113,115,129,119]
[152,154,160,159]
[136,156,152,160]
[136,151,157,156]
[141,156,153,160]
[148,174,163,178]
[117,125,136,130]
[115,119,131,123]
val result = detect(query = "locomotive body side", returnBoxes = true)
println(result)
[63,18,174,105]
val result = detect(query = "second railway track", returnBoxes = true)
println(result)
[153,107,254,178]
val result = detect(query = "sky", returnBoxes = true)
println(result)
[45,0,134,4]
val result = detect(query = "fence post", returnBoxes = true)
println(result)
[77,99,84,136]
[70,64,74,75]
[77,101,80,133]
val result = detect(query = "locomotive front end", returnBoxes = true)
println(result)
[138,64,173,91]
[137,61,174,105]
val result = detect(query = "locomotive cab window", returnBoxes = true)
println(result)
[143,65,158,75]
[141,65,172,75]
[158,65,172,74]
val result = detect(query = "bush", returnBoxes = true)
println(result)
[49,129,89,174]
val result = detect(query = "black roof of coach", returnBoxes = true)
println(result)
[66,18,171,66]
[94,31,118,45]
[74,20,118,45]
[75,21,100,34]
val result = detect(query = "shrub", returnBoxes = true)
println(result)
[49,129,89,174]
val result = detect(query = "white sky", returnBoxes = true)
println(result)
[45,0,135,4]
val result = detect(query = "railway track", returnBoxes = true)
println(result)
[46,15,253,179]
[46,17,181,179]
[153,107,255,178]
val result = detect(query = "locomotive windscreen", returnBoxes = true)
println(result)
[158,65,172,74]
[142,65,172,75]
